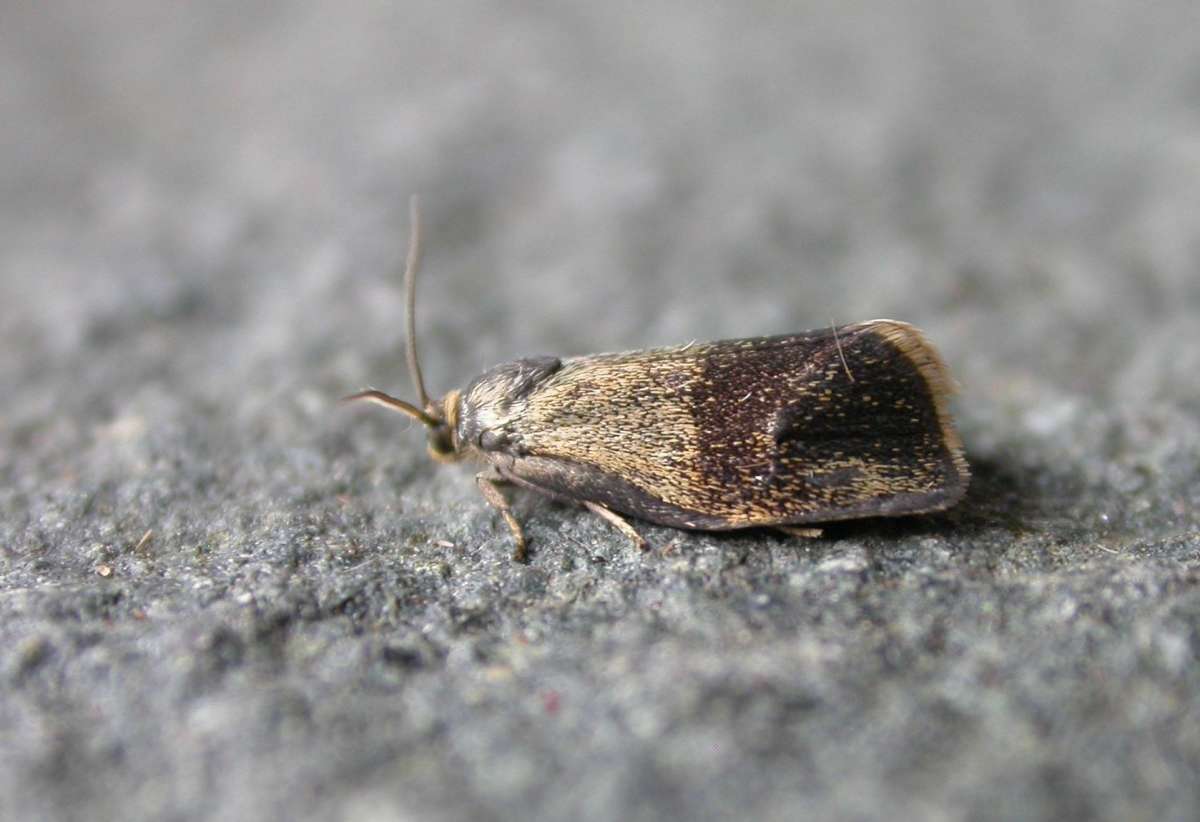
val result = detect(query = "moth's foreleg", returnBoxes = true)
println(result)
[583,500,649,553]
[475,472,528,563]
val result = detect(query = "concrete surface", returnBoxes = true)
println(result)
[3,2,1200,820]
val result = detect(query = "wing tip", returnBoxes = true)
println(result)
[859,319,971,491]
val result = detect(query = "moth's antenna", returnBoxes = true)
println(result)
[404,195,432,410]
[341,389,441,428]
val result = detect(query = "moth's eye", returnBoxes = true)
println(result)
[478,430,507,451]
[428,428,455,457]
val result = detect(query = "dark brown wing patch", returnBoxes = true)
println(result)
[688,321,967,524]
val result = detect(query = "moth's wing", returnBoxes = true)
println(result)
[693,319,970,526]
[494,321,968,529]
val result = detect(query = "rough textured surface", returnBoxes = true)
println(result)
[3,3,1200,820]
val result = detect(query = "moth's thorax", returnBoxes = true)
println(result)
[456,356,561,454]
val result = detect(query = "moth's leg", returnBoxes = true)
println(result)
[776,525,824,539]
[583,500,649,552]
[475,472,528,563]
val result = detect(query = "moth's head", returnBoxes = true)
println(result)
[342,388,464,463]
[425,390,462,462]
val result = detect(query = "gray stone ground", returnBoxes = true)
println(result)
[3,3,1200,820]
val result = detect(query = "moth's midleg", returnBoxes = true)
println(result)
[475,472,528,562]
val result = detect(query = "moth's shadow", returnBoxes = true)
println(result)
[731,453,1046,548]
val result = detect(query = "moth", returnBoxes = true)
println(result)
[346,198,969,562]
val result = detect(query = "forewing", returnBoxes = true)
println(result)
[498,321,968,528]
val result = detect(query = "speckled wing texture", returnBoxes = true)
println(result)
[497,321,969,530]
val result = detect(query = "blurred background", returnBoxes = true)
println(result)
[7,3,1198,407]
[3,2,1200,820]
